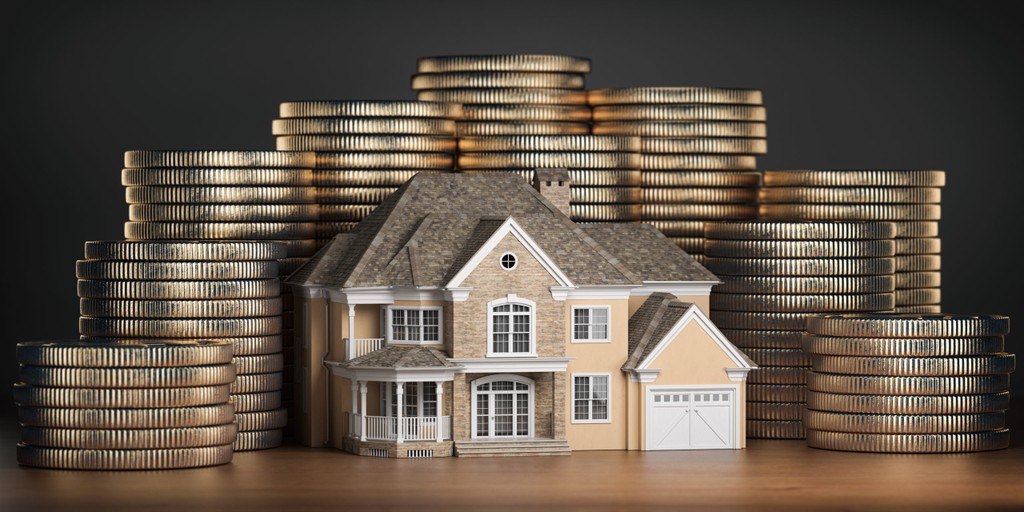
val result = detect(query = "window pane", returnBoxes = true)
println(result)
[424,325,439,341]
[493,334,509,353]
[407,310,420,326]
[575,324,589,340]
[494,304,510,312]
[493,316,509,333]
[593,308,608,323]
[392,309,405,325]
[476,395,489,436]
[424,310,439,325]
[593,324,608,339]
[513,304,529,312]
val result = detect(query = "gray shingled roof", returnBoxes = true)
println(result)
[579,223,719,283]
[338,346,459,369]
[623,293,694,371]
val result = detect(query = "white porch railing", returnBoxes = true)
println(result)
[345,338,385,360]
[349,413,451,442]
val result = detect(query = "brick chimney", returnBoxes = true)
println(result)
[533,167,572,217]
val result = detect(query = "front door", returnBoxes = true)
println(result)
[472,376,533,438]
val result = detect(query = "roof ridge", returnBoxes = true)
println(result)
[344,179,422,288]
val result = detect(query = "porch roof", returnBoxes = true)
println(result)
[341,345,460,369]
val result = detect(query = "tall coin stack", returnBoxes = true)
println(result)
[703,221,897,439]
[14,340,237,469]
[759,170,945,313]
[804,314,1014,452]
[457,135,642,223]
[589,88,767,257]
[77,241,289,451]
[273,100,461,246]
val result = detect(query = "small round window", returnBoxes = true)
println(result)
[500,252,517,270]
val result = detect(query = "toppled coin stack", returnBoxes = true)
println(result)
[589,87,767,258]
[273,101,461,246]
[804,314,1014,452]
[703,221,897,439]
[457,135,642,222]
[77,241,289,451]
[14,340,237,470]
[759,170,945,313]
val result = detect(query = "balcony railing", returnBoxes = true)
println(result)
[345,338,385,360]
[349,413,451,442]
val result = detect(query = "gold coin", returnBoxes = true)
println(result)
[813,354,1014,376]
[225,335,285,356]
[571,186,641,204]
[641,137,768,155]
[417,54,592,73]
[80,298,283,319]
[271,117,456,136]
[417,88,588,105]
[125,222,316,240]
[667,237,704,253]
[315,152,454,169]
[13,383,231,408]
[747,366,809,385]
[234,354,285,375]
[570,204,641,221]
[742,348,813,367]
[746,420,806,439]
[231,372,283,394]
[317,203,375,221]
[586,87,763,106]
[16,340,233,368]
[892,221,939,238]
[642,187,757,204]
[642,204,757,220]
[458,169,531,182]
[803,410,1005,434]
[593,121,767,137]
[716,275,895,294]
[759,187,942,204]
[278,100,461,119]
[895,271,941,289]
[19,365,236,389]
[16,443,234,470]
[642,220,705,237]
[316,222,359,238]
[748,385,806,403]
[129,204,319,222]
[75,260,279,280]
[459,152,639,170]
[234,429,284,451]
[805,429,1009,453]
[276,134,457,152]
[122,168,314,186]
[710,292,894,312]
[315,187,399,204]
[456,121,590,136]
[806,313,1009,338]
[805,391,1010,415]
[233,392,283,413]
[895,238,941,255]
[460,104,592,121]
[895,288,942,306]
[704,256,895,277]
[593,104,767,122]
[705,221,895,241]
[236,408,289,431]
[125,186,315,205]
[747,402,805,421]
[641,154,757,171]
[460,168,642,187]
[79,317,282,338]
[704,239,895,258]
[718,329,805,349]
[801,334,1003,357]
[313,169,445,187]
[21,424,238,450]
[641,171,760,188]
[894,305,943,314]
[763,170,946,187]
[83,241,288,262]
[458,135,639,152]
[759,204,941,221]
[806,372,1009,395]
[411,71,586,90]
[125,150,314,169]
[77,278,281,300]
[895,254,941,272]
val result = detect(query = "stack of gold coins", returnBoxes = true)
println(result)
[704,221,897,439]
[273,100,461,247]
[14,340,237,469]
[804,313,1014,452]
[77,241,289,451]
[760,170,945,313]
[589,87,767,257]
[457,135,642,222]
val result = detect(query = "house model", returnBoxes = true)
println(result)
[287,170,755,457]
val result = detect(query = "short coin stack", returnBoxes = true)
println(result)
[273,100,461,246]
[457,135,642,222]
[77,241,289,451]
[804,313,1014,452]
[703,221,897,439]
[14,340,237,470]
[589,87,767,257]
[759,170,945,313]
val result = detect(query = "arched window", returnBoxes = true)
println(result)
[487,296,536,356]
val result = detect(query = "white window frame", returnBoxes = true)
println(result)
[384,306,443,346]
[570,305,611,343]
[486,295,537,357]
[470,374,535,438]
[499,252,518,271]
[571,373,612,424]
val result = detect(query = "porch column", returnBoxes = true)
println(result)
[347,304,356,357]
[396,382,405,444]
[359,381,367,442]
[350,379,359,437]
[435,381,444,442]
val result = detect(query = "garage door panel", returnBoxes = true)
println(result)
[650,408,690,450]
[691,406,732,448]
[646,388,737,451]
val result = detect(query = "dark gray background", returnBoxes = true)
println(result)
[2,0,1020,434]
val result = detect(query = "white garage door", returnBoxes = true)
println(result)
[646,387,738,450]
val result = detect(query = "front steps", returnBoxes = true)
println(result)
[454,438,571,457]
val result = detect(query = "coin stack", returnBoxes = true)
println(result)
[457,135,642,222]
[14,340,237,470]
[273,101,461,246]
[703,221,897,439]
[759,170,945,313]
[77,241,289,451]
[804,313,1014,452]
[589,88,767,257]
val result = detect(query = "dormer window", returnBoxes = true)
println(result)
[386,306,441,345]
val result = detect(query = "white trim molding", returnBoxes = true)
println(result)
[445,217,575,289]
[725,368,753,382]
[626,369,660,383]
[632,282,718,298]
[564,285,635,300]
[324,361,458,383]
[448,357,574,373]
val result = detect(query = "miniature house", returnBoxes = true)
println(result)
[287,172,754,457]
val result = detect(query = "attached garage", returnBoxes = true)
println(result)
[645,386,739,450]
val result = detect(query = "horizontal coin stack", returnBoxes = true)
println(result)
[273,101,461,246]
[77,241,289,451]
[14,340,237,470]
[457,135,642,222]
[704,221,897,439]
[804,314,1014,453]
[759,170,945,313]
[589,87,767,257]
